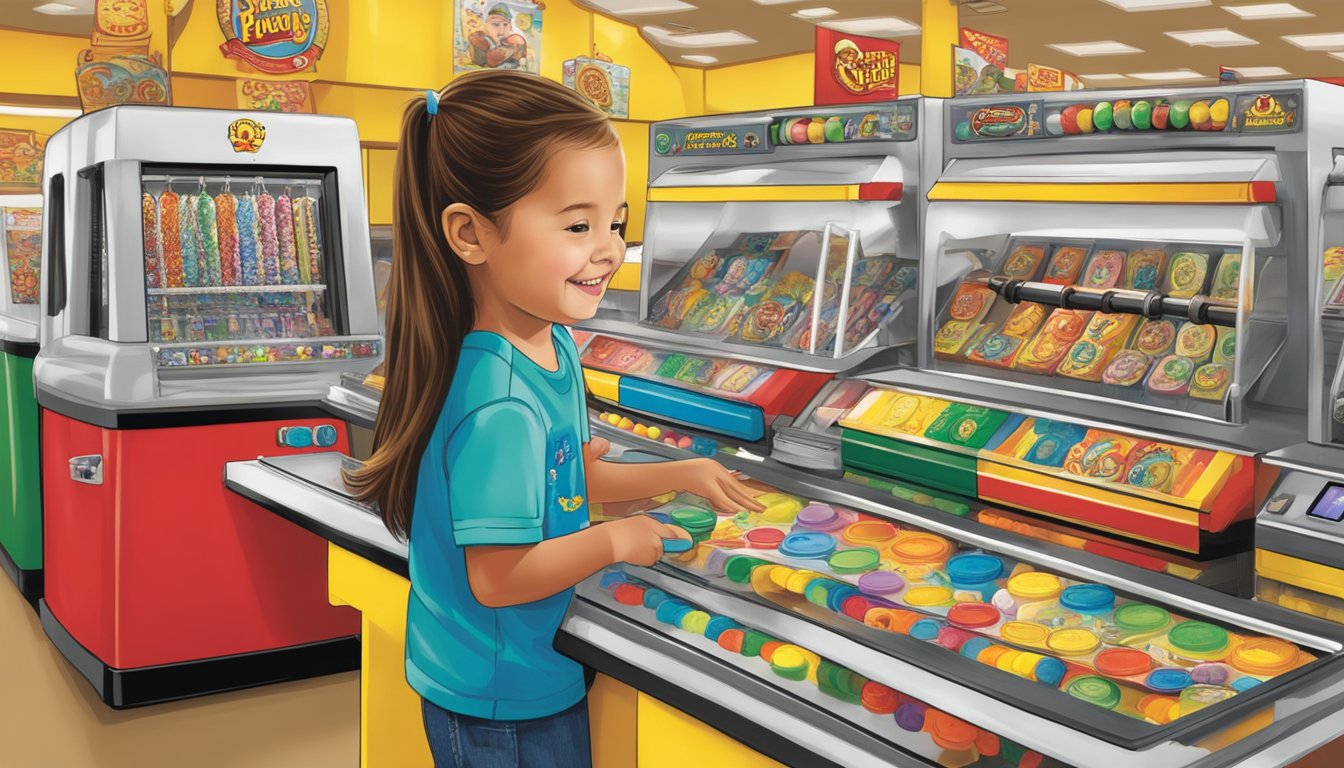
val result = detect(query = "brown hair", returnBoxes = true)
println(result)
[345,70,617,539]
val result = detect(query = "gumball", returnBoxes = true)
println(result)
[1092,102,1113,132]
[1113,100,1133,130]
[1060,105,1082,134]
[1131,100,1153,130]
[1077,107,1095,134]
[1209,98,1230,130]
[955,121,973,141]
[1152,104,1170,131]
[1169,100,1191,130]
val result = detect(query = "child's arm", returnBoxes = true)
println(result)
[464,515,683,608]
[582,436,765,514]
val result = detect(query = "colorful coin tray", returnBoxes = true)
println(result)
[644,488,1314,724]
[580,335,831,442]
[155,339,381,368]
[600,570,1046,767]
[836,387,1253,554]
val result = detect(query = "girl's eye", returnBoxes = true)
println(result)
[610,221,627,237]
[566,223,590,233]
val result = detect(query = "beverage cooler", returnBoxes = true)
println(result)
[1257,101,1344,627]
[576,98,941,472]
[36,106,382,708]
[0,196,42,605]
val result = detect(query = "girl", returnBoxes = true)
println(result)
[347,70,762,768]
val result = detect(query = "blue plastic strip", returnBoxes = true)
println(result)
[617,378,765,442]
[984,413,1027,452]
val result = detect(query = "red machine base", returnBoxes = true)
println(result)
[40,599,359,709]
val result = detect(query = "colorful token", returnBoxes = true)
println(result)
[670,507,716,531]
[905,585,954,607]
[842,520,900,546]
[717,629,745,653]
[910,618,943,640]
[842,595,878,622]
[961,637,994,659]
[1007,572,1063,602]
[656,601,694,626]
[889,533,954,565]
[770,646,810,681]
[741,629,775,657]
[1067,675,1122,710]
[1229,637,1299,676]
[1048,627,1101,656]
[725,556,771,583]
[797,503,839,529]
[948,602,1001,629]
[947,552,1005,585]
[1001,621,1051,647]
[704,616,741,641]
[1179,684,1235,715]
[829,547,881,575]
[1231,677,1262,692]
[1096,648,1153,678]
[642,588,670,609]
[1147,668,1193,692]
[1190,663,1232,686]
[995,649,1022,673]
[1060,584,1116,615]
[894,701,928,731]
[681,610,711,635]
[744,527,785,549]
[1114,603,1171,634]
[927,712,979,751]
[1168,621,1230,655]
[780,531,837,560]
[861,681,900,714]
[1034,657,1067,687]
[613,584,645,605]
[857,570,906,596]
[938,626,976,651]
[1011,651,1047,680]
[786,570,825,594]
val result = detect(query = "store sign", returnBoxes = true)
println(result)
[814,27,899,106]
[0,129,45,192]
[228,118,266,153]
[653,124,771,156]
[1233,92,1300,133]
[218,0,330,74]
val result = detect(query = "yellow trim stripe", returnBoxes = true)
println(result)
[609,262,641,292]
[928,181,1266,205]
[583,368,622,403]
[649,184,862,203]
[1185,452,1238,507]
[1256,549,1344,602]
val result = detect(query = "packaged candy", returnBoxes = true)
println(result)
[1101,351,1151,387]
[1058,313,1139,382]
[1325,246,1344,284]
[1014,419,1089,468]
[712,363,771,395]
[1081,312,1141,346]
[1146,355,1195,396]
[1190,363,1232,402]
[583,336,655,373]
[1014,309,1092,374]
[714,251,782,300]
[1213,327,1237,365]
[1165,252,1210,298]
[734,231,777,254]
[857,392,952,436]
[934,319,981,358]
[1001,244,1046,280]
[1001,301,1048,339]
[1079,249,1125,291]
[656,353,724,387]
[924,404,1008,448]
[849,257,898,289]
[1124,441,1203,495]
[1174,322,1216,363]
[1124,248,1168,291]
[967,330,1026,368]
[1064,431,1135,482]
[739,294,805,344]
[1133,319,1177,358]
[655,285,709,328]
[1210,252,1242,301]
[1043,245,1089,286]
[682,294,741,334]
[960,323,998,360]
[945,281,995,325]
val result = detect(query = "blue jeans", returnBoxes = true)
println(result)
[421,698,592,768]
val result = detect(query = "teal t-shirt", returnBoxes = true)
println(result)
[405,325,591,720]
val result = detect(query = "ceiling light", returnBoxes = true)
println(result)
[1165,28,1257,47]
[1048,40,1144,56]
[642,26,756,47]
[751,0,806,4]
[1283,33,1344,50]
[33,2,82,13]
[585,0,695,13]
[1228,66,1291,77]
[822,17,920,37]
[681,54,718,64]
[1223,3,1312,20]
[964,1,1008,13]
[1331,52,1344,61]
[794,7,837,19]
[1081,73,1129,80]
[1127,69,1208,81]
[1099,0,1209,10]
[0,104,82,118]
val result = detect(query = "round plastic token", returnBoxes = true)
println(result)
[1230,637,1299,676]
[1011,652,1046,680]
[1007,572,1063,601]
[905,585,954,607]
[1190,663,1231,686]
[889,533,954,565]
[1138,694,1179,724]
[680,610,711,635]
[1001,621,1050,647]
[670,507,716,531]
[947,552,1005,585]
[948,602,1001,629]
[861,681,900,714]
[1168,621,1230,655]
[718,629,745,653]
[600,572,629,590]
[1060,584,1116,615]
[1179,684,1234,714]
[779,531,838,560]
[995,650,1022,673]
[797,503,838,529]
[825,586,861,613]
[961,637,994,659]
[661,538,694,554]
[1067,675,1122,710]
[725,556,770,584]
[842,595,877,622]
[927,712,978,751]
[704,616,740,641]
[829,547,881,575]
[642,588,670,610]
[910,619,943,641]
[1034,657,1067,687]
[1114,603,1171,634]
[613,584,645,605]
[1095,648,1153,678]
[744,527,785,549]
[894,701,928,732]
[759,642,784,663]
[977,646,1010,666]
[1047,627,1101,656]
[655,601,692,626]
[741,629,774,657]
[767,565,795,590]
[786,570,825,594]
[1147,668,1193,693]
[842,520,899,547]
[770,646,810,681]
[857,570,905,596]
[1231,677,1262,693]
[937,627,974,652]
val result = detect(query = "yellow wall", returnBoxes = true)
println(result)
[0,29,88,99]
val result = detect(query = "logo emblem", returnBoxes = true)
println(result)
[218,0,330,75]
[654,132,672,155]
[558,495,584,513]
[228,118,266,153]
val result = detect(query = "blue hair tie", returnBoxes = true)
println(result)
[426,90,439,116]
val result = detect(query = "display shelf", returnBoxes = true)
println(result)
[147,284,327,296]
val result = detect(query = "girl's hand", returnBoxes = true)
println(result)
[604,515,690,567]
[582,436,612,466]
[676,458,765,514]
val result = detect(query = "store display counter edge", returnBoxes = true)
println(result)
[36,387,332,430]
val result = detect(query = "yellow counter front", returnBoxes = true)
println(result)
[325,542,784,768]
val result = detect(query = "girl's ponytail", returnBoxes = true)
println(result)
[345,71,617,539]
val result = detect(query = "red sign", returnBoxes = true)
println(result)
[814,27,900,106]
[960,27,1008,70]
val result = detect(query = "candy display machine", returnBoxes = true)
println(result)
[579,98,942,470]
[1256,124,1344,625]
[0,195,43,606]
[35,106,382,708]
[828,82,1344,590]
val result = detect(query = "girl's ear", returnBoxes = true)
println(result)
[442,203,489,266]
